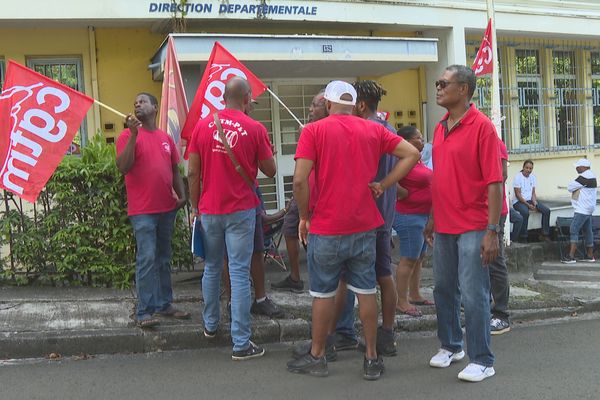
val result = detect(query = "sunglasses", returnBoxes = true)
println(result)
[435,80,465,89]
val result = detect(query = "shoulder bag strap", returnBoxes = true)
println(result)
[213,112,257,192]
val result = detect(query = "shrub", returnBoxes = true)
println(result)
[0,134,192,288]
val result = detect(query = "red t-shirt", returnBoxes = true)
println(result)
[498,138,509,217]
[188,108,273,214]
[295,114,402,235]
[431,104,502,234]
[396,160,432,214]
[116,127,180,216]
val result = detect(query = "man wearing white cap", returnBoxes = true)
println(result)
[287,80,419,380]
[562,158,597,263]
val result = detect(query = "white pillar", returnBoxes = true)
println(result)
[424,26,467,140]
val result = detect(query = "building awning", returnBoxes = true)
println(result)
[149,33,438,80]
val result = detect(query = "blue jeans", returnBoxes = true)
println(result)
[433,231,494,367]
[489,215,509,321]
[336,290,357,340]
[130,210,177,320]
[513,200,551,238]
[570,212,594,246]
[201,208,255,352]
[509,208,523,242]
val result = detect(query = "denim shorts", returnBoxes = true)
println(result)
[392,212,429,260]
[307,230,377,298]
[282,199,299,237]
[340,229,392,279]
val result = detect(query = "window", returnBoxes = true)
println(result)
[275,84,325,155]
[592,52,600,144]
[553,51,581,147]
[251,81,327,210]
[26,58,87,153]
[515,49,543,147]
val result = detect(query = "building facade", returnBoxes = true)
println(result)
[2,0,600,210]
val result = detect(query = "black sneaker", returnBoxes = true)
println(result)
[292,336,337,362]
[271,275,304,293]
[582,255,596,263]
[376,327,397,356]
[232,341,265,361]
[287,353,328,377]
[363,356,384,381]
[561,255,576,264]
[490,317,511,335]
[357,327,397,357]
[334,332,359,351]
[251,297,286,318]
[203,326,217,339]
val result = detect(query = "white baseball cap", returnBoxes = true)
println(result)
[574,158,591,168]
[324,80,357,106]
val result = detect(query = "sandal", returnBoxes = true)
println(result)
[137,317,160,328]
[410,299,435,306]
[396,307,422,317]
[155,306,191,320]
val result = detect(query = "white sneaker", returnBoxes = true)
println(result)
[429,349,465,368]
[458,363,496,382]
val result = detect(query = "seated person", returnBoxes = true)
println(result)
[512,159,551,242]
[509,208,524,243]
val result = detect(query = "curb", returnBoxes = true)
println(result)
[2,300,599,360]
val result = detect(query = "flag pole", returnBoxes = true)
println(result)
[94,99,127,119]
[487,0,509,245]
[266,88,305,128]
[487,0,501,137]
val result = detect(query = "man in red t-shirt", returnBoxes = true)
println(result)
[188,77,276,361]
[424,65,502,382]
[286,80,420,380]
[116,93,188,328]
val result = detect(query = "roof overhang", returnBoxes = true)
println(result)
[150,33,438,80]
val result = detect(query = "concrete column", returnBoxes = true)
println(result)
[503,47,522,150]
[541,48,557,148]
[577,49,594,147]
[424,26,467,139]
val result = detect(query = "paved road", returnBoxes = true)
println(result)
[2,317,599,400]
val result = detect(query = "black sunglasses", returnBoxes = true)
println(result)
[435,80,465,89]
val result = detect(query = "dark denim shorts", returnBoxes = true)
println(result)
[282,199,299,237]
[307,230,377,298]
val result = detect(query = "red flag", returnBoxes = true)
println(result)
[472,19,494,77]
[0,60,94,202]
[180,42,267,156]
[159,37,189,145]
[376,111,390,121]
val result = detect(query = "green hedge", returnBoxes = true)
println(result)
[0,135,192,288]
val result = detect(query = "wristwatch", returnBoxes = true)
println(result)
[487,224,501,233]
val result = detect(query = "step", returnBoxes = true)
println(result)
[534,269,600,282]
[537,261,600,272]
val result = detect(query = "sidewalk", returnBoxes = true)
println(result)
[1,241,599,360]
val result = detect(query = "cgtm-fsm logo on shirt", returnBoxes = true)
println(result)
[209,118,248,152]
[161,142,171,155]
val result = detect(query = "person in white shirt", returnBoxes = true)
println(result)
[512,160,551,242]
[562,159,598,263]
